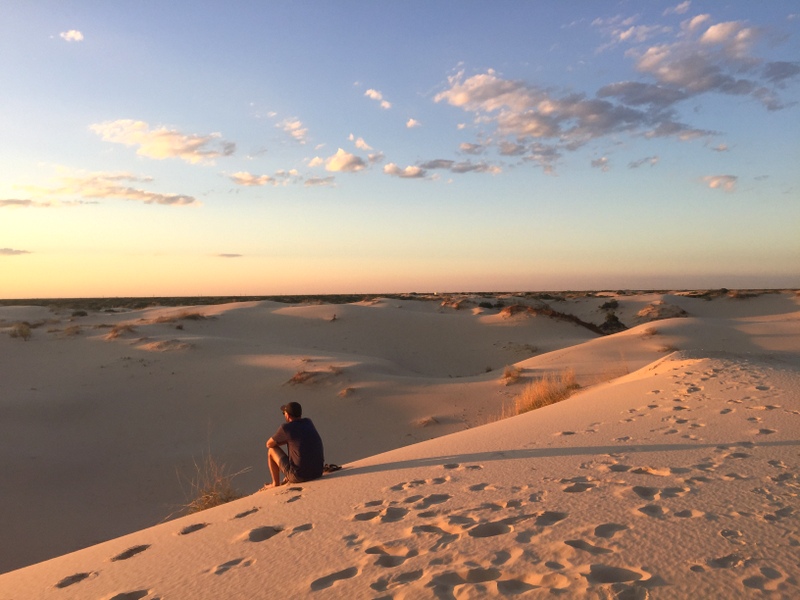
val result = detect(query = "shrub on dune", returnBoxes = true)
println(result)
[182,453,249,514]
[513,369,579,415]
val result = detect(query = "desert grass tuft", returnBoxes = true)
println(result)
[513,369,579,415]
[286,369,318,385]
[105,324,136,340]
[501,365,523,386]
[9,322,32,340]
[181,452,250,514]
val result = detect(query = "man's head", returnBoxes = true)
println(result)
[280,401,302,420]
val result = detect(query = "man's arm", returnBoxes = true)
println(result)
[266,437,280,448]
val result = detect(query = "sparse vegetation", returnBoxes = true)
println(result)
[658,345,679,353]
[9,321,32,341]
[181,452,249,514]
[502,365,523,386]
[286,369,318,385]
[512,369,579,415]
[338,387,355,398]
[154,311,207,324]
[105,324,136,340]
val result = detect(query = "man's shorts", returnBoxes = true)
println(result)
[277,452,302,483]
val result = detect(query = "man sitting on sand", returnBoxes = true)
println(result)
[266,401,324,487]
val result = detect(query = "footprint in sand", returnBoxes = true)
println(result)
[55,572,97,589]
[561,477,596,493]
[565,539,612,555]
[110,545,150,562]
[742,566,785,592]
[594,523,628,538]
[179,523,208,535]
[585,564,645,584]
[210,557,255,575]
[638,504,668,518]
[289,523,313,537]
[370,569,424,593]
[414,494,452,510]
[106,591,151,600]
[310,566,359,591]
[239,526,283,542]
[365,543,418,567]
[720,529,745,545]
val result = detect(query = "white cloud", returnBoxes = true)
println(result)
[365,88,391,109]
[325,148,366,172]
[406,118,421,128]
[21,170,197,205]
[383,163,426,179]
[90,120,235,164]
[349,134,373,151]
[60,30,84,42]
[711,143,729,152]
[663,1,691,16]
[280,119,308,144]
[0,248,31,256]
[591,157,610,172]
[308,156,324,168]
[703,174,737,192]
[230,171,274,186]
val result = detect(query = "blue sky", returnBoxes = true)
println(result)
[1,1,798,298]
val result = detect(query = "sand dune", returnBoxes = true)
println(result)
[1,291,798,598]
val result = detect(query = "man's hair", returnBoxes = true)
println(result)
[280,401,302,418]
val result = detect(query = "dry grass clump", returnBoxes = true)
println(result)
[641,327,659,337]
[338,386,355,398]
[9,322,32,341]
[286,369,319,385]
[105,324,137,340]
[501,365,523,386]
[182,453,249,514]
[512,369,579,415]
[154,311,207,324]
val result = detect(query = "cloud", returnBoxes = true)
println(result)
[231,169,304,187]
[0,199,37,208]
[763,61,800,84]
[406,118,421,128]
[628,155,659,168]
[710,143,729,152]
[0,248,31,256]
[459,142,484,155]
[384,163,427,179]
[663,1,691,16]
[325,148,366,172]
[703,174,737,192]
[90,120,235,164]
[308,156,324,168]
[21,170,197,205]
[418,159,500,175]
[304,176,335,187]
[230,171,274,186]
[279,119,308,144]
[59,30,84,42]
[365,89,391,109]
[435,69,707,156]
[349,134,373,151]
[591,157,610,172]
[217,253,242,258]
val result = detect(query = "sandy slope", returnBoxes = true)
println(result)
[1,291,798,598]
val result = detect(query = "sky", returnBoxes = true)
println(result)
[1,1,798,298]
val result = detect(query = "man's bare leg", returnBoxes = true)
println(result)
[267,446,286,487]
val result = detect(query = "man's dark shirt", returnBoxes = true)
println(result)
[272,418,324,481]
